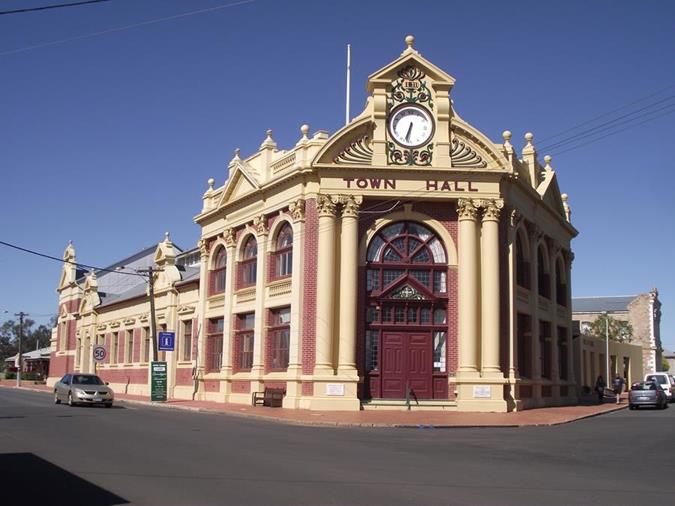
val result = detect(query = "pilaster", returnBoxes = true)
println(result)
[284,199,305,408]
[220,229,236,398]
[251,216,269,392]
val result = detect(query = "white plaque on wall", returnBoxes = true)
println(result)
[473,386,491,399]
[326,383,345,396]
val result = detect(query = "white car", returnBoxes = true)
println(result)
[644,373,675,402]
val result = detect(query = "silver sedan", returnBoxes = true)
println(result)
[54,373,114,408]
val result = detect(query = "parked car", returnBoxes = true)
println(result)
[629,381,668,410]
[54,373,114,408]
[644,373,675,402]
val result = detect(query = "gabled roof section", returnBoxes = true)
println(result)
[216,160,261,209]
[537,170,566,218]
[367,36,455,92]
[572,296,637,314]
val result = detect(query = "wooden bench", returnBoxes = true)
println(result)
[252,387,285,407]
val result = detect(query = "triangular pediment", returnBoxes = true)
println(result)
[381,275,434,300]
[538,171,566,218]
[217,163,261,208]
[368,45,455,92]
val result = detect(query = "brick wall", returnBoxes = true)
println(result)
[97,367,148,385]
[301,198,318,377]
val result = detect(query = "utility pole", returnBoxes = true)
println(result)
[14,312,27,388]
[136,266,162,362]
[604,311,610,383]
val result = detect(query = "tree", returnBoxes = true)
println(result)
[588,314,633,342]
[663,356,670,372]
[0,317,55,364]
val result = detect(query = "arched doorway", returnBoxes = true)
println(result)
[364,221,448,400]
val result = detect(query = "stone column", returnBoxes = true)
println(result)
[549,241,561,385]
[314,195,337,375]
[284,199,305,408]
[457,199,480,376]
[337,196,361,375]
[481,199,503,377]
[194,238,210,399]
[507,209,523,380]
[530,226,543,402]
[251,216,269,383]
[221,229,236,378]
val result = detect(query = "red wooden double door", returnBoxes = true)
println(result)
[380,331,432,399]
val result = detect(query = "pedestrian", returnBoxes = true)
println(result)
[595,375,606,404]
[612,374,625,404]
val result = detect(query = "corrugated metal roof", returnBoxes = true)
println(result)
[572,296,636,314]
[98,265,200,308]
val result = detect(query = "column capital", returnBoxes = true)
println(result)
[478,199,504,222]
[457,198,478,220]
[288,199,306,223]
[223,228,236,248]
[198,238,209,259]
[252,215,269,236]
[340,195,363,218]
[316,194,337,217]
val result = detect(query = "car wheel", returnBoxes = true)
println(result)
[67,392,74,407]
[629,405,635,410]
[54,391,61,404]
[105,403,113,409]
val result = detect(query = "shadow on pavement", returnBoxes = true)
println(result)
[0,453,128,505]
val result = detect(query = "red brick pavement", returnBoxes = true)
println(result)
[0,380,628,428]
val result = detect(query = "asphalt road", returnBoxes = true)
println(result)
[1,388,674,506]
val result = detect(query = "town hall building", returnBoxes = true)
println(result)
[49,36,578,412]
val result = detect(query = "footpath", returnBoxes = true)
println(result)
[0,380,627,428]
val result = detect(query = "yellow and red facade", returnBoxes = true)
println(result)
[49,36,577,412]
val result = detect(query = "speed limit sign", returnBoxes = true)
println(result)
[93,345,107,363]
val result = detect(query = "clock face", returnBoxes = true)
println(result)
[388,105,434,148]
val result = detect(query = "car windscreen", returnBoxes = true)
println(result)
[646,375,667,384]
[73,375,103,385]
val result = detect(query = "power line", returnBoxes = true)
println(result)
[0,239,143,277]
[539,95,675,152]
[0,0,255,56]
[537,82,675,144]
[0,0,111,16]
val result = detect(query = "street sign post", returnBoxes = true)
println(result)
[158,331,175,352]
[151,361,167,402]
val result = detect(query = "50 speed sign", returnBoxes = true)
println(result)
[93,345,107,363]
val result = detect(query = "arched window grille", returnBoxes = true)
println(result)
[210,247,227,295]
[274,223,293,278]
[238,236,257,288]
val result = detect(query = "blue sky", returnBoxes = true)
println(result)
[1,0,674,349]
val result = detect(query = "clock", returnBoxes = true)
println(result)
[388,104,434,148]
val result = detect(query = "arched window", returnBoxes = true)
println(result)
[555,257,567,307]
[515,232,530,289]
[537,246,550,299]
[210,247,227,295]
[274,223,293,278]
[238,235,257,288]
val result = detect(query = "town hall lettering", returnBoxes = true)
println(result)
[342,178,479,192]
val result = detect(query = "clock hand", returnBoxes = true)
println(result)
[405,122,413,143]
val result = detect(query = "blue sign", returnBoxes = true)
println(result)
[158,331,175,351]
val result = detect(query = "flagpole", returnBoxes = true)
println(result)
[345,43,351,126]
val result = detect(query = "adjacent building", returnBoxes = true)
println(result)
[572,289,663,377]
[48,36,578,412]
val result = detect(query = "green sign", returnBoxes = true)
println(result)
[151,361,167,402]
